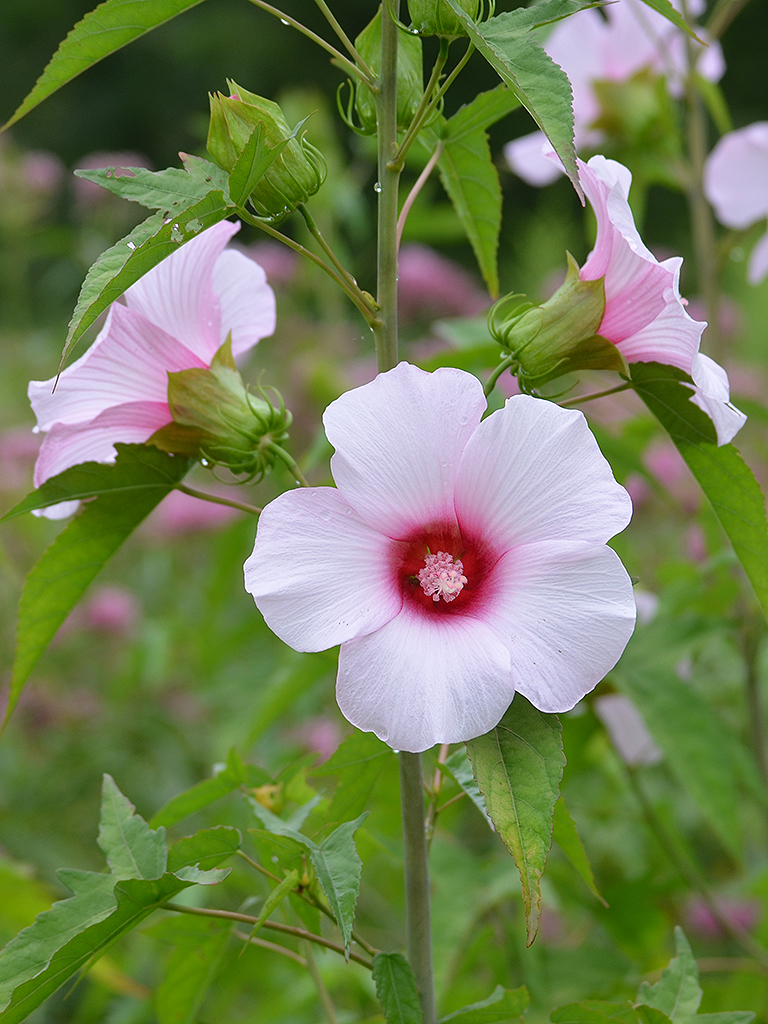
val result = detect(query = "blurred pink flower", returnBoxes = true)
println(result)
[704,122,768,284]
[644,439,700,512]
[579,156,745,445]
[28,221,276,518]
[686,895,760,938]
[398,244,489,322]
[506,0,724,186]
[73,151,152,207]
[594,692,662,766]
[242,241,298,288]
[83,585,141,634]
[142,487,243,536]
[245,362,635,753]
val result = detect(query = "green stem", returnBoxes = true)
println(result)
[393,39,450,168]
[484,356,518,398]
[234,928,308,967]
[298,204,367,300]
[265,442,311,487]
[303,941,341,1024]
[373,0,402,373]
[313,0,376,81]
[173,483,261,516]
[244,0,369,84]
[558,382,634,408]
[399,752,437,1024]
[160,902,374,970]
[706,0,753,39]
[240,211,378,327]
[397,143,443,248]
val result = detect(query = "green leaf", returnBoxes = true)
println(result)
[466,695,565,944]
[551,1002,672,1024]
[149,749,264,829]
[440,984,529,1022]
[2,0,208,131]
[241,870,299,941]
[0,870,214,1023]
[441,85,522,139]
[154,917,229,1024]
[635,0,703,41]
[4,445,191,727]
[372,952,424,1024]
[437,125,502,298]
[74,158,230,213]
[249,794,322,834]
[552,796,606,905]
[277,814,368,958]
[166,827,242,875]
[310,729,394,824]
[440,750,492,826]
[631,363,768,622]
[636,928,702,1024]
[443,0,582,199]
[62,189,234,364]
[98,775,167,881]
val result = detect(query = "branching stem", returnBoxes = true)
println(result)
[173,483,261,516]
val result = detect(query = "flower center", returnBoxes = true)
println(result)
[417,551,468,603]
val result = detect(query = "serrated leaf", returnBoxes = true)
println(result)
[0,873,199,1024]
[3,0,208,131]
[437,125,502,298]
[310,730,394,824]
[149,750,263,829]
[636,0,703,40]
[166,827,242,875]
[466,695,564,945]
[552,796,606,905]
[441,85,522,140]
[444,0,582,199]
[440,984,529,1022]
[98,775,167,881]
[636,928,702,1024]
[372,952,424,1024]
[277,814,368,958]
[62,190,234,363]
[74,159,230,213]
[154,917,229,1024]
[249,794,322,834]
[3,446,191,727]
[631,362,768,623]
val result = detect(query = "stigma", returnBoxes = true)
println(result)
[418,551,467,603]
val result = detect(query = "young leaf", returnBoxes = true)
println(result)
[466,695,565,945]
[442,85,522,139]
[636,928,703,1024]
[63,189,234,363]
[309,729,394,824]
[98,775,167,881]
[276,814,368,958]
[437,126,502,298]
[443,0,582,199]
[372,952,424,1024]
[4,445,192,727]
[3,0,208,131]
[166,827,242,875]
[249,794,322,834]
[552,797,606,905]
[630,363,768,623]
[241,870,299,941]
[154,917,229,1024]
[149,749,265,829]
[439,984,529,1023]
[439,749,492,826]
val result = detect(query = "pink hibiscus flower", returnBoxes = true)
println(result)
[579,156,746,445]
[505,0,724,186]
[28,221,276,517]
[704,122,768,284]
[244,362,636,753]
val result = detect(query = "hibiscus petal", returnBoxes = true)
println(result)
[504,133,565,186]
[704,122,768,229]
[125,220,240,363]
[29,304,204,433]
[689,353,747,446]
[336,609,514,752]
[480,540,636,713]
[454,395,632,548]
[245,486,402,651]
[212,250,276,357]
[324,362,486,538]
[34,401,172,486]
[747,228,768,285]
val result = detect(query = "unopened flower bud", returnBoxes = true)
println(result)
[353,9,424,135]
[148,337,292,480]
[408,0,480,38]
[207,81,326,218]
[488,254,626,391]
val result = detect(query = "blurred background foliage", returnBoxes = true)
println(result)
[2,1,768,1022]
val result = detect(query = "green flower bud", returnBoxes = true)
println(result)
[353,8,424,135]
[207,81,326,218]
[148,338,292,481]
[408,0,480,38]
[488,254,627,391]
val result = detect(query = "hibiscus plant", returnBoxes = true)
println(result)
[0,0,767,1022]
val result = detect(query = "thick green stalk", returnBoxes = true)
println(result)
[399,752,437,1023]
[373,0,402,373]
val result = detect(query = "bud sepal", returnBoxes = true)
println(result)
[488,254,627,391]
[351,9,425,135]
[408,0,481,39]
[148,337,292,482]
